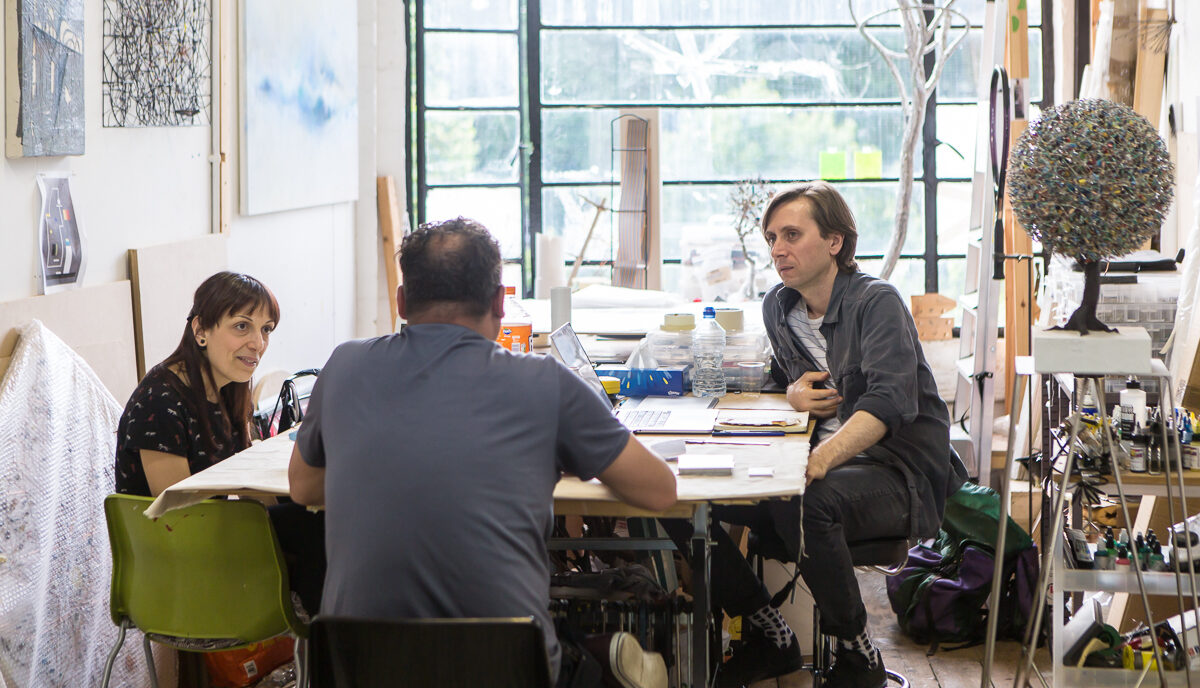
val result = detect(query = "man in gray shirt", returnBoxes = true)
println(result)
[289,217,676,682]
[666,182,965,688]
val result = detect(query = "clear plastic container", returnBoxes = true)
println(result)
[692,307,726,397]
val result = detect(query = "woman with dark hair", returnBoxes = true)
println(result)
[114,271,324,617]
[115,271,279,496]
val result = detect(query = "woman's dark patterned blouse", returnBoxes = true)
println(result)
[114,364,235,496]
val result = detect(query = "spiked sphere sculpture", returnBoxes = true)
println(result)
[1007,98,1174,334]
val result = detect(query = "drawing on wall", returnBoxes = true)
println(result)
[4,0,86,158]
[37,174,87,294]
[102,0,211,127]
[240,0,358,215]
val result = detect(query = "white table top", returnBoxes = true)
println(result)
[145,394,809,519]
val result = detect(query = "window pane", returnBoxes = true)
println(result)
[543,28,922,105]
[936,182,972,255]
[425,33,518,107]
[426,187,522,259]
[938,257,966,323]
[425,0,517,30]
[540,186,616,266]
[937,29,1043,104]
[935,105,975,179]
[659,107,907,181]
[545,106,916,184]
[837,182,925,256]
[542,108,620,183]
[541,0,901,27]
[855,258,926,301]
[426,111,520,184]
[660,184,765,265]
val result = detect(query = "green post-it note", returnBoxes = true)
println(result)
[819,151,846,180]
[854,149,883,179]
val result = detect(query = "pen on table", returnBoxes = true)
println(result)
[710,430,787,437]
[686,439,771,446]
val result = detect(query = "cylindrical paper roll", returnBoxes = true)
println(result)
[535,234,566,298]
[551,286,572,332]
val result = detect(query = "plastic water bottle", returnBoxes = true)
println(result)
[692,307,726,397]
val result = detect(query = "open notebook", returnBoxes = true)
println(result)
[549,323,719,434]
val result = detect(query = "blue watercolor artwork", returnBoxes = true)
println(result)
[240,0,358,215]
[5,0,86,158]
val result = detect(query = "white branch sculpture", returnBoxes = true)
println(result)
[850,0,969,279]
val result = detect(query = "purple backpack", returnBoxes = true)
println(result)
[886,484,1041,652]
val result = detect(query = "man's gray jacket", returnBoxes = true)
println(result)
[762,270,967,539]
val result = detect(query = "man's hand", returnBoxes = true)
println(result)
[805,449,830,486]
[786,371,842,418]
[803,410,888,487]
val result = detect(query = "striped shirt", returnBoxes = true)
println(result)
[787,300,842,440]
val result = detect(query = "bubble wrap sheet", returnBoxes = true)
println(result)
[0,320,148,687]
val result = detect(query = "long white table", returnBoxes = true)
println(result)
[146,394,810,685]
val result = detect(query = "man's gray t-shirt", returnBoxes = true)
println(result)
[296,323,630,678]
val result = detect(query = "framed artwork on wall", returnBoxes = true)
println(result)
[239,0,358,215]
[101,0,212,127]
[5,0,86,158]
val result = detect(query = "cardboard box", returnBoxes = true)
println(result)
[910,293,955,318]
[596,365,691,397]
[914,315,954,341]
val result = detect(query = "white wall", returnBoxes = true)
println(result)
[1,0,393,382]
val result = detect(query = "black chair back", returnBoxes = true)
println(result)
[310,615,553,688]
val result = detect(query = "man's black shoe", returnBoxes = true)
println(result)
[714,630,802,688]
[823,647,886,688]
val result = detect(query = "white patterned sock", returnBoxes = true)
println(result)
[747,604,794,649]
[838,631,881,669]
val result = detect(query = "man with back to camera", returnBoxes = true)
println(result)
[664,181,966,688]
[287,217,677,683]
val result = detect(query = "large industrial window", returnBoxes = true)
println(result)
[408,0,1046,301]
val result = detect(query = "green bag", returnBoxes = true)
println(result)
[941,482,1033,558]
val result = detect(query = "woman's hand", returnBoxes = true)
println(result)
[786,371,842,419]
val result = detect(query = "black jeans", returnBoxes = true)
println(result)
[268,501,327,616]
[661,460,911,639]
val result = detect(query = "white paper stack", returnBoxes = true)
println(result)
[677,454,734,476]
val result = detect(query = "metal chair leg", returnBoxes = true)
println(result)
[100,619,129,688]
[142,633,160,688]
[294,636,308,688]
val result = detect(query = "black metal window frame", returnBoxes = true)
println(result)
[407,0,1052,298]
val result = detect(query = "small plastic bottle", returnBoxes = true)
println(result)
[1120,377,1148,438]
[497,286,533,353]
[1129,426,1148,473]
[1080,382,1099,417]
[691,307,727,398]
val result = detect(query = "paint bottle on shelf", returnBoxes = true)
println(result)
[1119,377,1147,439]
[1129,426,1148,473]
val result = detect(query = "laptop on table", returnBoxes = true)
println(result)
[549,323,718,434]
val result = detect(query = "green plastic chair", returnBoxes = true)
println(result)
[100,494,309,688]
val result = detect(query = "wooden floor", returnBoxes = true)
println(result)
[751,570,1051,688]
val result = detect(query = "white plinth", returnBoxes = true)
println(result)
[1032,326,1152,376]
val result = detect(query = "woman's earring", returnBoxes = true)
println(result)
[198,338,207,348]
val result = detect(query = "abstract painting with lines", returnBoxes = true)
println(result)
[102,0,211,127]
[4,0,85,157]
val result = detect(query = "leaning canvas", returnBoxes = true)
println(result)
[239,0,358,215]
[5,0,86,158]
